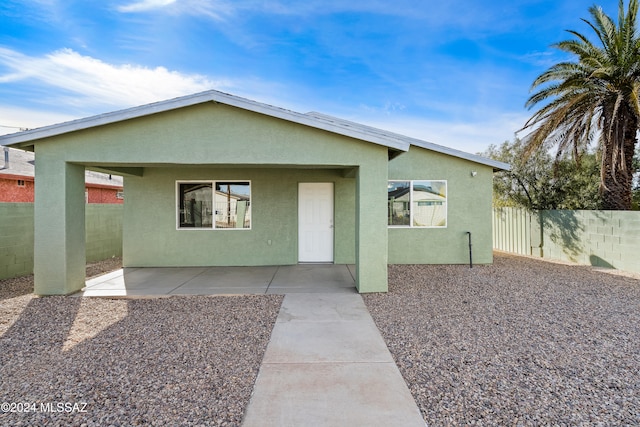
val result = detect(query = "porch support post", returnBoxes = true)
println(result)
[355,162,388,293]
[34,154,86,295]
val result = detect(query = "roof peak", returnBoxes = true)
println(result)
[0,90,509,171]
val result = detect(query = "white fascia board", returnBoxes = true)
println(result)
[306,112,511,171]
[0,91,218,146]
[0,90,505,171]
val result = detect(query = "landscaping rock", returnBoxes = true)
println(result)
[363,253,640,425]
[0,263,282,426]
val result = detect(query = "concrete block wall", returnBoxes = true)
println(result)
[85,204,123,263]
[0,203,122,279]
[493,208,640,275]
[540,210,640,274]
[0,203,34,278]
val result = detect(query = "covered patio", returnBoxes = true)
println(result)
[0,90,507,296]
[77,264,357,297]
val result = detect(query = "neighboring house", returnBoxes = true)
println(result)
[0,147,123,203]
[0,90,509,295]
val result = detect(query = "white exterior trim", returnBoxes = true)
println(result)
[0,89,510,171]
[176,179,252,231]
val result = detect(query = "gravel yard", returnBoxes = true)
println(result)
[364,252,640,425]
[0,259,283,426]
[3,254,640,426]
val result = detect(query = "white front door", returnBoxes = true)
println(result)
[298,182,334,263]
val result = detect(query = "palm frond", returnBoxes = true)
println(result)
[521,0,640,209]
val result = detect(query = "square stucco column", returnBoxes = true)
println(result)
[34,156,86,295]
[355,163,388,293]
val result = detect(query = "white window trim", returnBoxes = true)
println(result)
[388,179,448,229]
[176,180,252,231]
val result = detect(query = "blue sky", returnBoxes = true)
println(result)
[0,0,621,154]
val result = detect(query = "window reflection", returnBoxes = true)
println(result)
[215,182,251,229]
[388,180,447,227]
[412,181,447,227]
[179,183,213,228]
[178,181,251,229]
[388,181,411,226]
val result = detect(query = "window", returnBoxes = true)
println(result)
[177,181,251,229]
[17,180,25,186]
[388,180,447,227]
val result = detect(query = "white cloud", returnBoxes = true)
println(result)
[0,47,315,134]
[117,0,177,13]
[116,0,234,20]
[0,47,231,109]
[112,0,459,23]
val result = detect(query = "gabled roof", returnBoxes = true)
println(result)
[0,90,509,171]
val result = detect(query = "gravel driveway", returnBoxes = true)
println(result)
[0,260,283,426]
[363,252,640,426]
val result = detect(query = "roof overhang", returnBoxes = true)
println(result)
[0,89,510,171]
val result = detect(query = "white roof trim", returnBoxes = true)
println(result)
[0,89,509,170]
[305,112,511,171]
[0,90,408,151]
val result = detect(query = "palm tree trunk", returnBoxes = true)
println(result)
[601,120,637,210]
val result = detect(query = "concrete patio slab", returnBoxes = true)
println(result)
[270,264,356,288]
[77,265,356,297]
[266,285,356,294]
[177,266,279,289]
[242,293,425,427]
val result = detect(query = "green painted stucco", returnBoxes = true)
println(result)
[387,146,495,265]
[123,167,356,267]
[26,102,391,294]
[18,101,499,295]
[33,152,86,295]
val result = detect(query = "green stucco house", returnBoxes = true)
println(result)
[0,90,508,295]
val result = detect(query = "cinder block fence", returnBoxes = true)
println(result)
[0,203,122,280]
[493,207,640,275]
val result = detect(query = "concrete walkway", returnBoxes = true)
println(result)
[242,293,426,427]
[80,266,425,425]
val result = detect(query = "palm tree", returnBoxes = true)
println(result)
[521,0,640,210]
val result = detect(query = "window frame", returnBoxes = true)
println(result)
[176,180,252,231]
[387,180,448,228]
